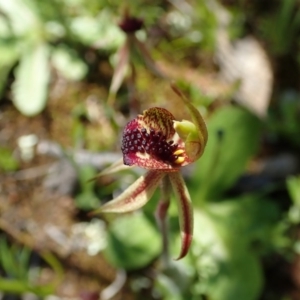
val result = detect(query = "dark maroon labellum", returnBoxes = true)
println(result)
[121,127,180,164]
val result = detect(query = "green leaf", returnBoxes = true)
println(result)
[207,248,263,300]
[105,213,161,270]
[0,238,30,280]
[0,237,57,296]
[51,46,87,81]
[12,43,50,116]
[0,41,19,67]
[154,258,195,300]
[0,0,40,35]
[191,195,279,300]
[204,195,280,247]
[155,273,186,300]
[75,165,100,210]
[77,164,97,192]
[191,106,261,202]
[0,41,19,97]
[0,278,51,296]
[0,238,15,277]
[0,147,19,171]
[287,176,300,206]
[75,191,101,210]
[70,10,125,49]
[17,246,31,280]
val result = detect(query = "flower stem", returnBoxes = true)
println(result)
[155,175,172,267]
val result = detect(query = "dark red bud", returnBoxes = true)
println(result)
[119,16,143,33]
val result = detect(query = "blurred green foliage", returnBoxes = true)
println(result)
[105,213,161,270]
[191,106,262,202]
[0,147,19,171]
[75,164,101,210]
[268,90,300,148]
[0,0,125,115]
[258,0,300,56]
[0,238,60,296]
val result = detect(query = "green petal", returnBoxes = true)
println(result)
[91,171,165,214]
[171,84,208,162]
[169,172,193,260]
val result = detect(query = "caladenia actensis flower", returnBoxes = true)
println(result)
[92,85,208,260]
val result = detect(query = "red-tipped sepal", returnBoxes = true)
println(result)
[168,172,193,260]
[91,170,165,214]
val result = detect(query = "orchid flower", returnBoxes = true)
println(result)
[93,85,208,260]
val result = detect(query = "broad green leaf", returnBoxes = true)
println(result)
[51,46,87,81]
[207,248,263,300]
[190,195,279,300]
[204,195,280,249]
[12,43,50,116]
[191,106,261,202]
[105,213,160,270]
[0,0,40,35]
[70,10,125,49]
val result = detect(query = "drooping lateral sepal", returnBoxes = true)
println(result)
[91,170,165,214]
[168,172,193,260]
